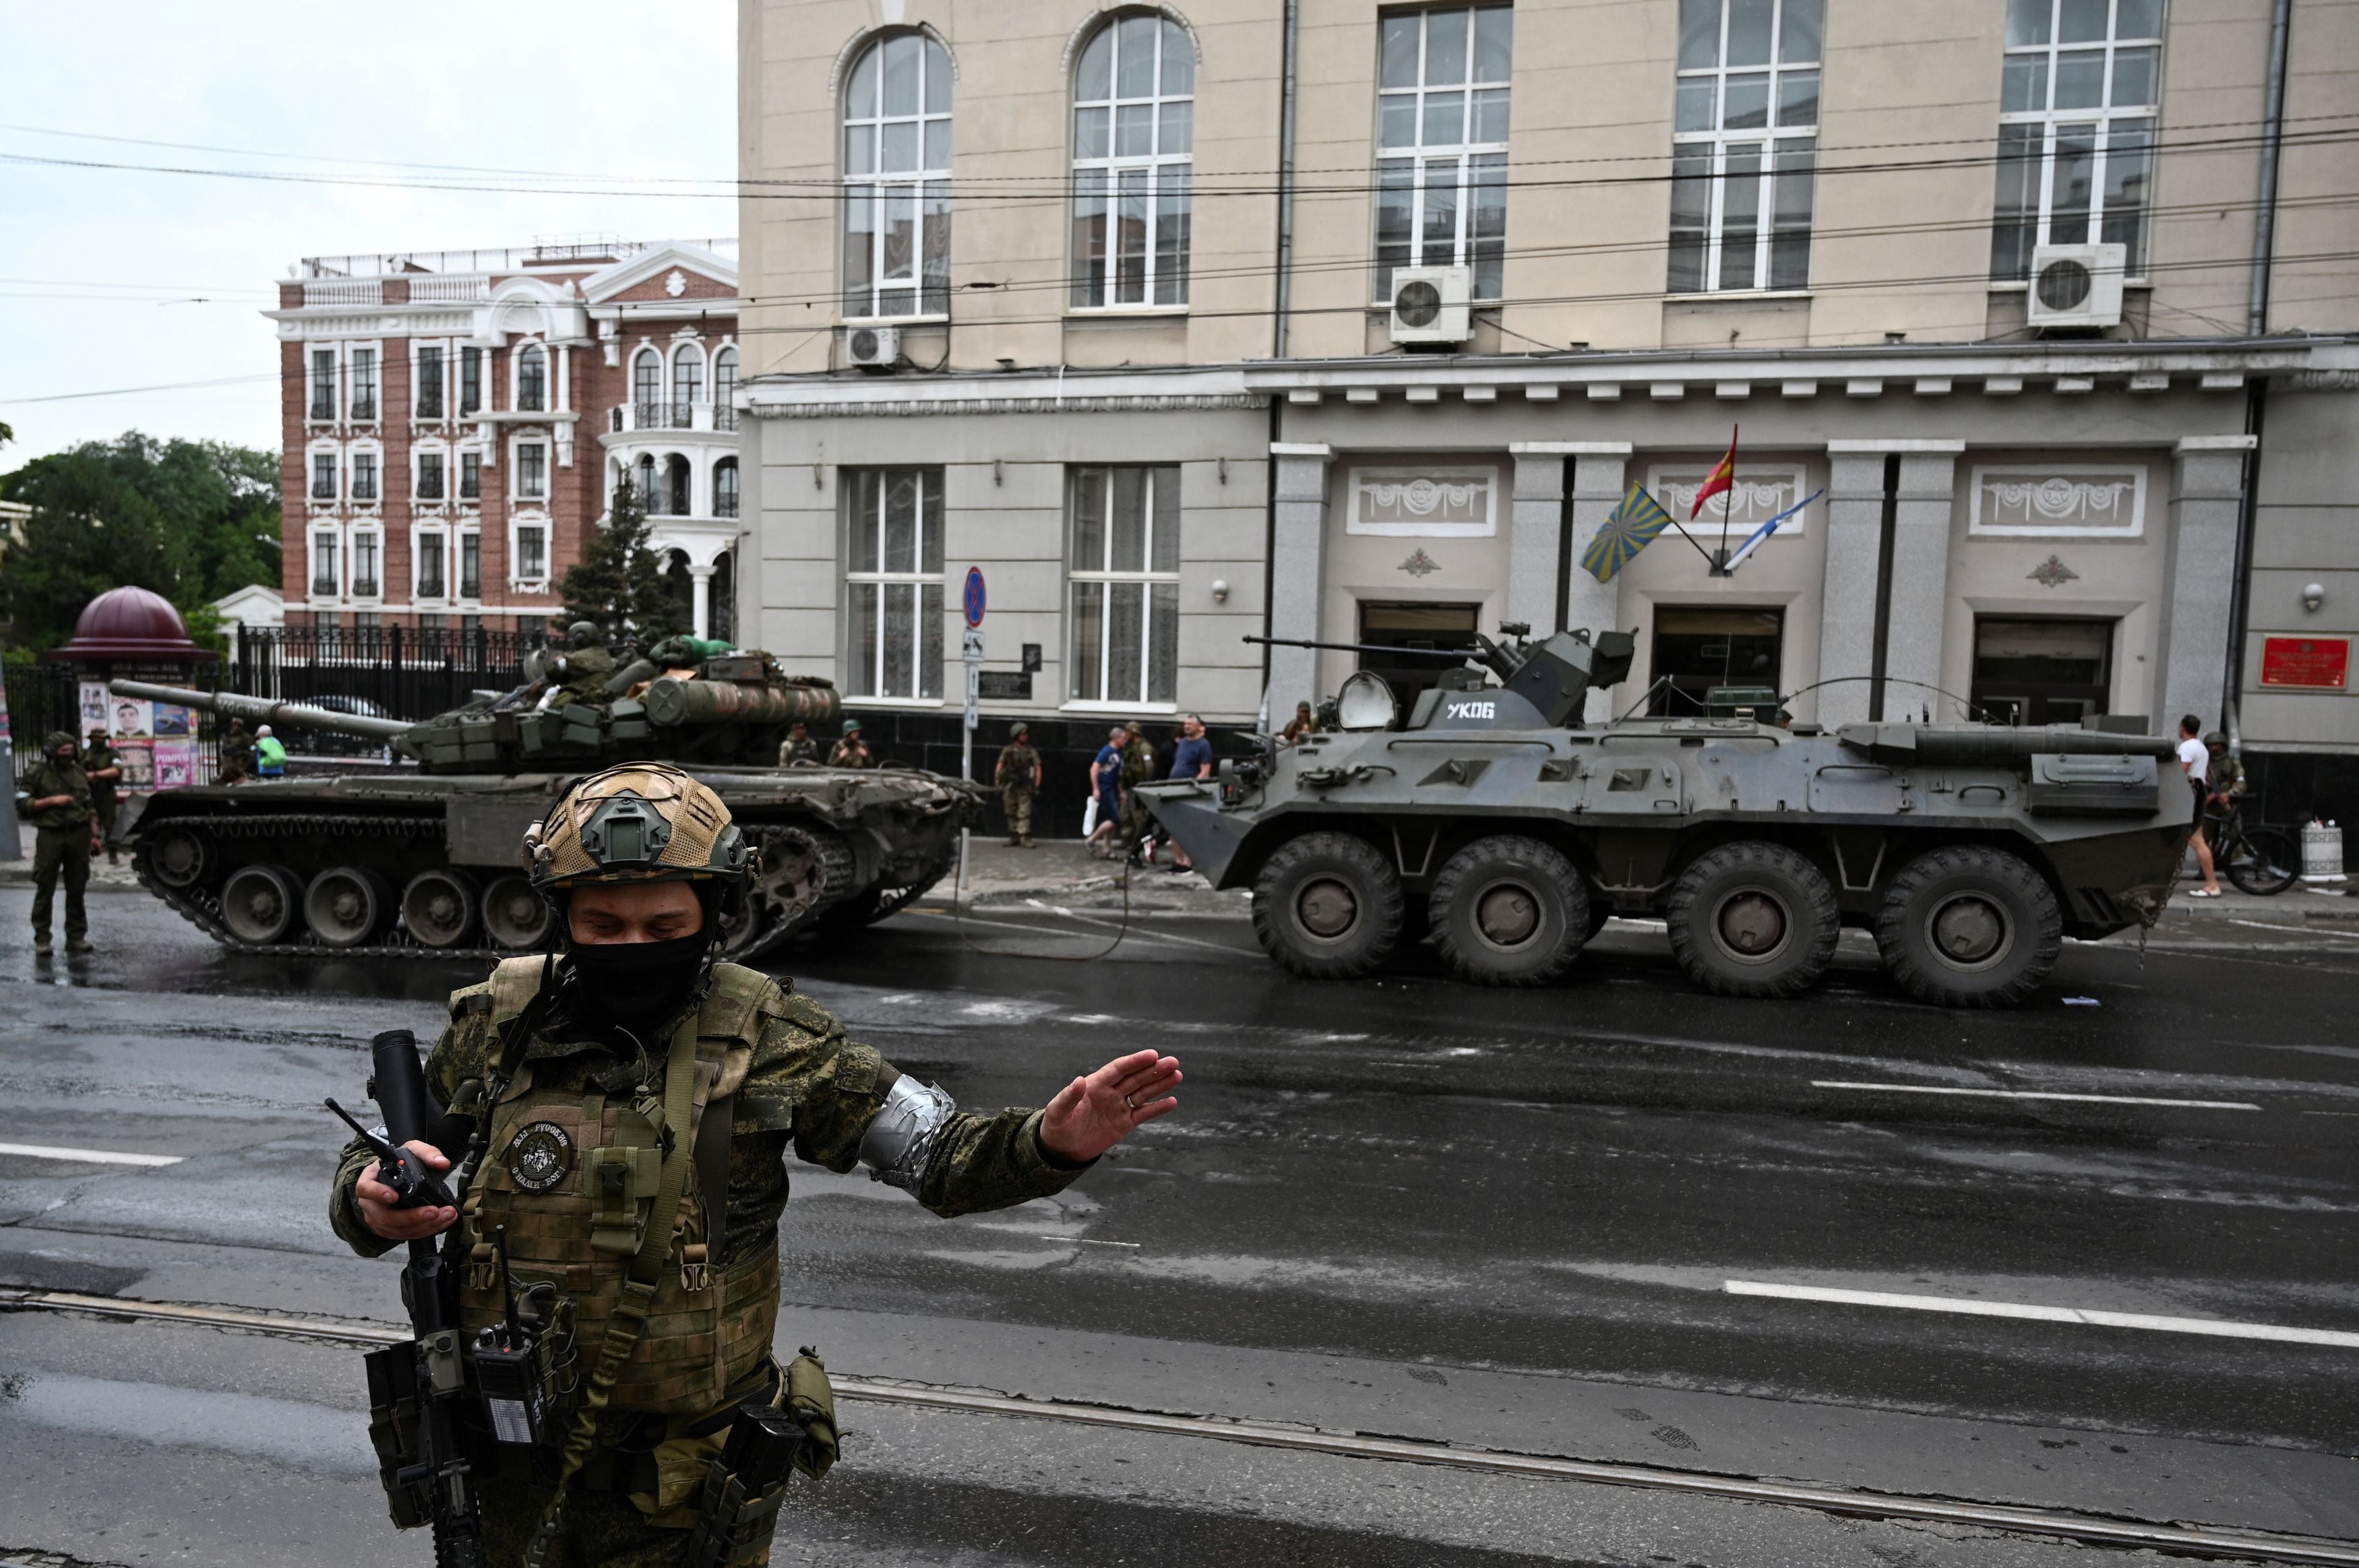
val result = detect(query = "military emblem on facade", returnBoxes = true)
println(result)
[506,1121,575,1192]
[1399,548,1441,577]
[2027,555,2081,588]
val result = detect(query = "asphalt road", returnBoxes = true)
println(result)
[2,879,2356,1566]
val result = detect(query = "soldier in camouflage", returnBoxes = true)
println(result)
[22,730,100,956]
[994,722,1042,847]
[2203,731,2247,822]
[81,726,126,865]
[328,761,1180,1566]
[549,621,618,709]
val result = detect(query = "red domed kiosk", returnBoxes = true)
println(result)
[40,586,220,793]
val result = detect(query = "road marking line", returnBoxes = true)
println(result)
[1725,1280,2359,1348]
[1,1288,2353,1566]
[0,1141,184,1167]
[1811,1081,2261,1111]
[2229,918,2359,940]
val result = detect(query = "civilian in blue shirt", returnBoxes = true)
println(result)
[1089,724,1128,858]
[1165,715,1215,872]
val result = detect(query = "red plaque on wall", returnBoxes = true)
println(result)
[2260,636,2351,689]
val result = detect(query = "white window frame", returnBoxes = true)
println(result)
[513,341,549,413]
[459,345,484,415]
[671,340,705,424]
[1070,12,1194,311]
[414,342,448,421]
[414,524,451,602]
[348,344,381,424]
[458,447,484,504]
[712,343,739,431]
[412,442,450,507]
[1992,0,2164,280]
[1066,464,1182,710]
[632,346,665,427]
[350,524,384,602]
[1667,0,1822,295]
[307,346,340,425]
[840,32,954,321]
[307,443,340,504]
[842,468,946,703]
[714,457,741,520]
[1372,5,1513,303]
[513,437,549,502]
[309,526,342,599]
[457,524,483,602]
[511,512,551,590]
[348,440,383,507]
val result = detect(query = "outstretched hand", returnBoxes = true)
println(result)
[1039,1049,1182,1165]
[356,1140,457,1242]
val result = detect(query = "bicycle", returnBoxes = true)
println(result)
[2205,805,2302,896]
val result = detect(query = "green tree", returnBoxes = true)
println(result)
[560,482,688,643]
[0,432,281,655]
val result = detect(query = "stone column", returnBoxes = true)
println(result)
[2157,434,2255,733]
[1504,445,1567,635]
[1560,444,1630,721]
[690,563,715,641]
[1818,440,1962,728]
[1266,442,1332,716]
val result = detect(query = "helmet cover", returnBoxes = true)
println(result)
[526,762,749,917]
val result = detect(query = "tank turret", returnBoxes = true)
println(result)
[112,649,843,775]
[102,648,978,965]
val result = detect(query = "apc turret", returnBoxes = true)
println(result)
[106,649,981,962]
[1144,626,2190,1009]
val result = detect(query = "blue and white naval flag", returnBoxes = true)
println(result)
[1722,489,1825,573]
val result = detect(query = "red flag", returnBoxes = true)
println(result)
[1690,426,1739,519]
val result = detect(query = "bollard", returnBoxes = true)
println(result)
[2301,819,2346,884]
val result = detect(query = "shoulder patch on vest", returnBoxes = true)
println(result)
[451,984,494,1020]
[700,964,778,1046]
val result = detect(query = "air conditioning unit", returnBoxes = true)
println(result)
[2026,243,2127,330]
[1388,265,1472,348]
[844,324,902,371]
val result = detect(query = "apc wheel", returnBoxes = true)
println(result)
[1428,836,1587,986]
[146,827,208,889]
[306,867,394,948]
[1252,832,1403,980]
[1874,846,2062,1009]
[401,869,479,949]
[482,873,554,950]
[219,864,303,945]
[1665,842,1839,999]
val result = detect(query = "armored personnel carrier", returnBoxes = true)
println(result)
[108,649,981,963]
[1143,627,2189,1007]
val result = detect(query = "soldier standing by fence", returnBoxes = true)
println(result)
[80,728,125,865]
[22,731,99,955]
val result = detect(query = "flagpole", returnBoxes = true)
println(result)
[1714,482,1734,576]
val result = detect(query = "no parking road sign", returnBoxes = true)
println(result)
[963,566,987,628]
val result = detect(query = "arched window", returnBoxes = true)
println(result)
[671,344,704,421]
[842,32,952,319]
[714,458,740,519]
[632,348,663,425]
[516,343,547,412]
[636,453,657,509]
[713,346,739,431]
[665,455,692,517]
[1072,13,1194,308]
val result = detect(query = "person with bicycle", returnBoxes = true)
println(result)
[2177,714,2224,898]
[2203,732,2246,827]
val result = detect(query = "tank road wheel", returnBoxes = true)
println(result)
[219,864,303,945]
[482,873,554,951]
[145,827,209,889]
[305,867,395,949]
[401,869,479,949]
[721,825,858,960]
[1874,846,2062,1009]
[1252,832,1404,980]
[1428,836,1587,986]
[1665,842,1840,999]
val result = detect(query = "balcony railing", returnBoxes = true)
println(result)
[613,400,734,433]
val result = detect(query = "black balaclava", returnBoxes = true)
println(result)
[559,883,721,1046]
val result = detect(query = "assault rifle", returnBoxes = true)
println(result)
[326,1028,486,1568]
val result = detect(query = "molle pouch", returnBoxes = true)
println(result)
[361,1344,431,1530]
[785,1347,838,1480]
[586,1141,663,1256]
[683,1404,804,1568]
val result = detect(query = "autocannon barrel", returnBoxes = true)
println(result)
[642,676,842,729]
[1836,722,2174,765]
[107,679,417,742]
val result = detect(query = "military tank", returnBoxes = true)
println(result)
[1142,625,2190,1008]
[107,649,983,963]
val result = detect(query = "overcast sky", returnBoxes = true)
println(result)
[0,1,737,464]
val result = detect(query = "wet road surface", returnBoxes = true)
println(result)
[2,883,2355,1565]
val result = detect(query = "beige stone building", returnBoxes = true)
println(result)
[736,0,2358,827]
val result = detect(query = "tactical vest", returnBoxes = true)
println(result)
[456,958,787,1417]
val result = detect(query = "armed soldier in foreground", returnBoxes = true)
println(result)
[327,762,1181,1565]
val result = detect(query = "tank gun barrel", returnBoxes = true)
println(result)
[107,679,416,743]
[642,675,841,728]
[1242,635,1484,662]
[1836,723,2174,765]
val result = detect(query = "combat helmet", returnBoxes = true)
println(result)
[524,761,752,918]
[569,620,602,649]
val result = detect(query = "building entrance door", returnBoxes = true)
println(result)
[1648,607,1785,716]
[1971,617,2114,726]
[1355,602,1481,705]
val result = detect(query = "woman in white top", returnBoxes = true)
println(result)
[2176,714,2224,897]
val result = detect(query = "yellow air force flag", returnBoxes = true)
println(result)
[1581,483,1676,584]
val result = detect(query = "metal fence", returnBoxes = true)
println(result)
[227,624,543,753]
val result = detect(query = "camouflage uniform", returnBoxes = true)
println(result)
[80,735,125,863]
[826,737,874,769]
[24,735,95,949]
[776,732,819,767]
[995,732,1041,846]
[220,721,257,784]
[1117,730,1154,862]
[329,960,1086,1565]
